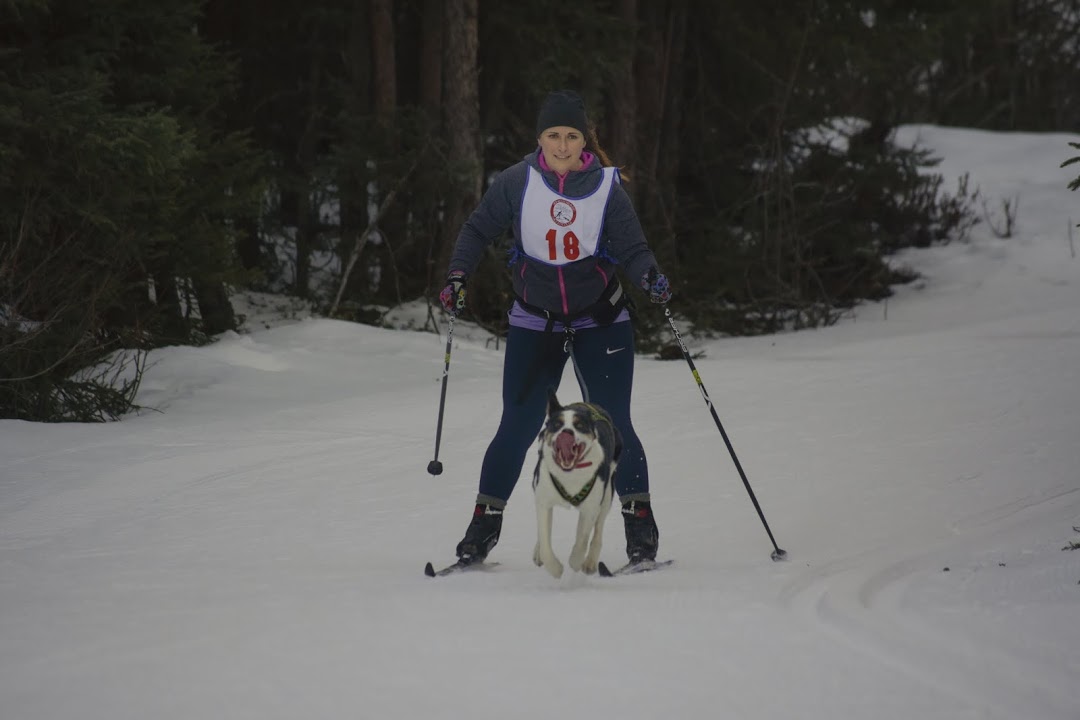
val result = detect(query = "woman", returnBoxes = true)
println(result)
[438,90,672,566]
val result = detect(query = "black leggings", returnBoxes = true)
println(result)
[477,321,649,502]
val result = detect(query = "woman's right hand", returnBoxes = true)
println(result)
[439,271,468,315]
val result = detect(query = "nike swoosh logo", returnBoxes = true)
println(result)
[605,347,625,355]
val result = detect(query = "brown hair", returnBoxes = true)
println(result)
[587,125,630,183]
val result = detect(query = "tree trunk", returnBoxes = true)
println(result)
[371,0,397,131]
[333,0,373,307]
[636,0,686,247]
[152,270,187,342]
[235,217,262,272]
[292,36,325,299]
[419,0,442,118]
[439,0,481,275]
[346,0,372,113]
[194,279,236,336]
[636,0,666,196]
[609,0,638,174]
[656,0,687,239]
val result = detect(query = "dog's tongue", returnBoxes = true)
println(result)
[554,430,582,470]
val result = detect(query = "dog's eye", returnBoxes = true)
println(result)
[573,417,590,432]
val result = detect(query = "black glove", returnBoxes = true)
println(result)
[439,270,467,315]
[640,268,672,304]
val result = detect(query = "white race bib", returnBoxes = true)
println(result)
[519,166,618,266]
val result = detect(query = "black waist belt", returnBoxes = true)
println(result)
[515,278,630,333]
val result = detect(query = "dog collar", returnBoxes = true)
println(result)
[549,471,598,507]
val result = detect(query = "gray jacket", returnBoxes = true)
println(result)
[448,149,659,318]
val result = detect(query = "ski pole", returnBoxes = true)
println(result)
[664,307,788,561]
[427,315,455,475]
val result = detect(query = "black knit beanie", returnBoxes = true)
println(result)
[535,90,589,137]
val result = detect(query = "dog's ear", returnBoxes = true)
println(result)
[545,387,561,417]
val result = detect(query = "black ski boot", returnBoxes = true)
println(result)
[455,503,504,561]
[622,499,659,562]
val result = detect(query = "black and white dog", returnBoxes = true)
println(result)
[532,389,622,578]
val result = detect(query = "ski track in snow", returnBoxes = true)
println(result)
[777,486,1080,720]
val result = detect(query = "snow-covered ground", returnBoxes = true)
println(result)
[2,126,1079,720]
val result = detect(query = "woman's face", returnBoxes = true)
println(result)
[538,126,586,174]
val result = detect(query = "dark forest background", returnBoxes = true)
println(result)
[3,0,1080,421]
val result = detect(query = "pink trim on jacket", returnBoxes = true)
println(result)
[556,267,569,315]
[538,150,596,194]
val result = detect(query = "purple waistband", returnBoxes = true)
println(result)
[507,301,630,332]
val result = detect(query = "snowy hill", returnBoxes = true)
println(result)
[2,126,1079,720]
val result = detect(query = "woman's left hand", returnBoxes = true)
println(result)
[641,268,672,304]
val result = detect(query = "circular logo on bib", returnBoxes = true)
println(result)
[550,199,577,227]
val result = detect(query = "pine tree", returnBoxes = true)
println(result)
[0,0,260,421]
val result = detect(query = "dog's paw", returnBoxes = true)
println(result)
[581,543,602,574]
[543,558,564,579]
[533,543,543,566]
[569,537,594,572]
